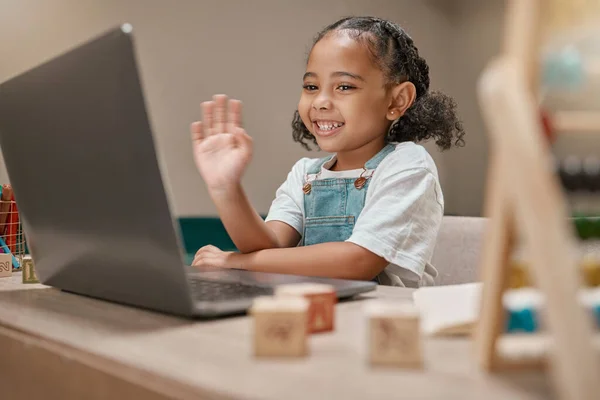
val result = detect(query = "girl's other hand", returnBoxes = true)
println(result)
[191,94,253,192]
[191,245,244,269]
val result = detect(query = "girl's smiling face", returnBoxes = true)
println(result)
[298,31,397,158]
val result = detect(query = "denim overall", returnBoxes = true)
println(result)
[302,144,396,283]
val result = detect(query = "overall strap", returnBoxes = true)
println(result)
[364,143,396,170]
[306,155,333,175]
[306,143,395,176]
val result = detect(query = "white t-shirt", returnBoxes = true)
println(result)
[265,142,444,287]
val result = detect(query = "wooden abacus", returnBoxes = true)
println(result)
[474,1,600,399]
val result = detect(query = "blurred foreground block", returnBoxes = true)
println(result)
[366,301,423,368]
[275,283,336,334]
[251,296,309,358]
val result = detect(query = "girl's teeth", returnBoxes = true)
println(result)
[317,122,343,131]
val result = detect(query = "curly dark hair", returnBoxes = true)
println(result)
[292,16,465,151]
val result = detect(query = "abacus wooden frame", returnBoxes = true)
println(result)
[474,1,600,400]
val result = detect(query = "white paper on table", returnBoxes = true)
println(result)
[412,282,483,336]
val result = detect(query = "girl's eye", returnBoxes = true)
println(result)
[337,84,356,91]
[303,84,318,91]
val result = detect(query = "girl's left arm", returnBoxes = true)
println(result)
[193,242,388,280]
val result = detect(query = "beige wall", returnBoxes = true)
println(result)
[0,0,505,217]
[442,0,505,216]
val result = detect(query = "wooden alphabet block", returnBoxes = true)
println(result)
[366,302,423,368]
[250,296,309,358]
[0,253,11,278]
[22,256,39,284]
[275,283,336,333]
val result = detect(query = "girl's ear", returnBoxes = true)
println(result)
[387,81,416,121]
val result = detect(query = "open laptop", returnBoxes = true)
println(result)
[0,24,376,318]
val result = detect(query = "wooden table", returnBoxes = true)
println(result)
[0,273,552,399]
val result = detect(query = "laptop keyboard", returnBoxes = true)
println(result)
[188,277,273,301]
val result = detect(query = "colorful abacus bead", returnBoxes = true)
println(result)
[558,156,600,230]
[508,260,531,289]
[590,217,600,239]
[540,109,556,144]
[582,156,600,194]
[559,156,584,193]
[506,308,539,333]
[595,219,600,239]
[578,288,600,329]
[581,256,600,287]
[574,215,597,240]
[542,46,584,89]
[503,288,544,334]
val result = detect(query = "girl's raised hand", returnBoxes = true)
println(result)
[190,94,253,192]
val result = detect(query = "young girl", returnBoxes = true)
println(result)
[190,16,465,287]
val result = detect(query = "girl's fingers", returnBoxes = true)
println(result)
[213,94,228,134]
[195,245,219,257]
[190,121,203,141]
[233,126,253,149]
[201,101,214,136]
[192,256,208,267]
[228,99,242,132]
[192,254,219,267]
[194,246,206,258]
